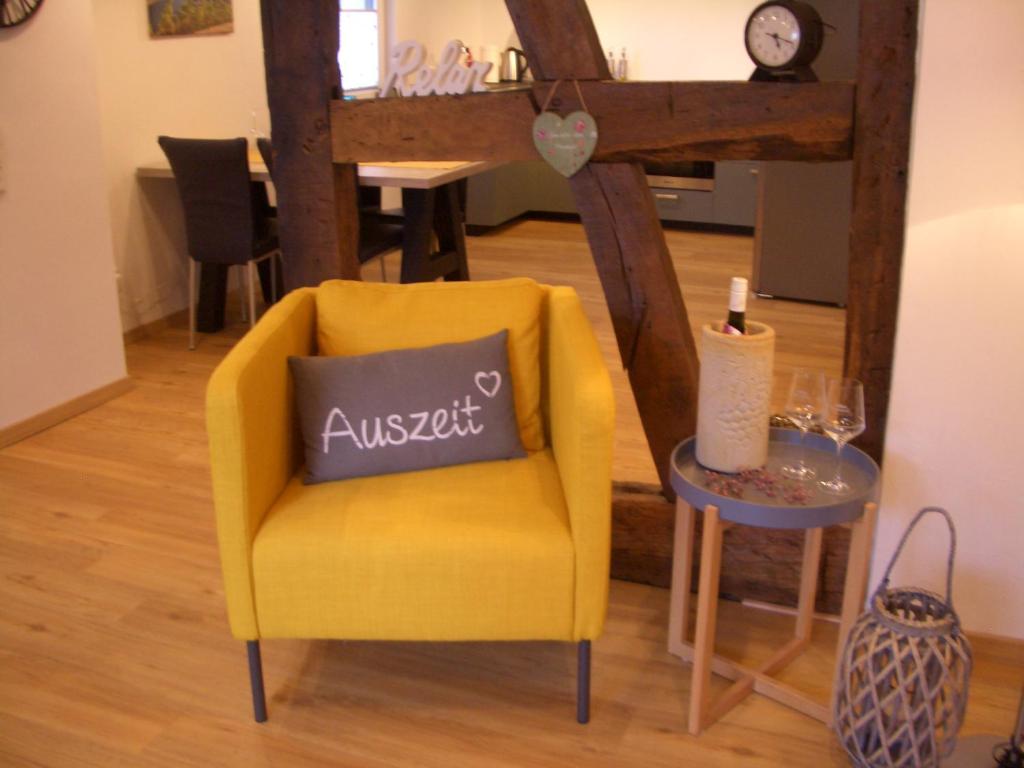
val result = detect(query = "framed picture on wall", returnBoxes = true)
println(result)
[147,0,234,38]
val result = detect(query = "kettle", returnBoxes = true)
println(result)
[500,47,529,82]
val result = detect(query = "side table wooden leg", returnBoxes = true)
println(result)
[795,527,824,642]
[837,502,879,656]
[689,504,723,736]
[668,500,696,656]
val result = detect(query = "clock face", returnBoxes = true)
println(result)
[1,0,44,28]
[746,5,802,69]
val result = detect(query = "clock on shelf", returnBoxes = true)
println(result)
[1,0,44,29]
[744,0,824,82]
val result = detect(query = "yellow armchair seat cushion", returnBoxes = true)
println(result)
[316,278,545,451]
[251,450,575,641]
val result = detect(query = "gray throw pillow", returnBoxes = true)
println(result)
[290,330,526,484]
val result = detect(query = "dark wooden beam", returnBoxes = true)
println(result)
[331,81,855,164]
[505,0,703,501]
[572,163,700,496]
[261,0,360,289]
[504,0,610,80]
[844,0,919,461]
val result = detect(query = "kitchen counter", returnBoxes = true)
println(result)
[465,160,759,231]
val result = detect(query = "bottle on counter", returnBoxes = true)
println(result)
[607,50,616,76]
[723,276,748,335]
[616,47,628,80]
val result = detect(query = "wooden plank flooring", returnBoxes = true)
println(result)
[1,218,1019,766]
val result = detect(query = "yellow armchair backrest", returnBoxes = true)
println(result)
[316,278,547,450]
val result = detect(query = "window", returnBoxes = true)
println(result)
[339,0,385,92]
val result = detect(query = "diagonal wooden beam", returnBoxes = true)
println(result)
[572,163,701,494]
[330,81,854,164]
[505,0,700,499]
[505,0,609,80]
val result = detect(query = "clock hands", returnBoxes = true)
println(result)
[767,32,796,48]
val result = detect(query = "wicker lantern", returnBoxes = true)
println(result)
[833,507,973,768]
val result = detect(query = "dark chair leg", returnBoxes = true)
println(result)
[577,640,591,724]
[246,640,268,723]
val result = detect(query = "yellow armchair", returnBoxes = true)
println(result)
[206,279,614,723]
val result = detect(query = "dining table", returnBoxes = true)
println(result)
[136,156,498,331]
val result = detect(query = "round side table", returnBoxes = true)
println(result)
[667,428,880,735]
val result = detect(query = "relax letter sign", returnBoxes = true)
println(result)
[380,40,492,97]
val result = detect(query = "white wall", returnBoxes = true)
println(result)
[394,0,754,80]
[578,0,754,80]
[91,0,270,331]
[876,0,1024,638]
[0,5,126,430]
[394,0,492,63]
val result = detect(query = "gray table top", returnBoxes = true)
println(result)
[670,427,880,529]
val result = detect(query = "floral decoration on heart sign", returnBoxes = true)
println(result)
[532,111,599,178]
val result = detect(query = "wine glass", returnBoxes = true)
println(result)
[819,378,866,495]
[781,368,826,480]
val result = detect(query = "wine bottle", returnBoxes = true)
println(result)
[723,276,748,335]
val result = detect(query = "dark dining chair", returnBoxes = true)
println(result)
[158,136,282,350]
[257,138,402,281]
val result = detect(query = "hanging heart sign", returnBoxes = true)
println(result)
[532,111,599,178]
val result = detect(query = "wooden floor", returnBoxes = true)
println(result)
[1,219,1019,766]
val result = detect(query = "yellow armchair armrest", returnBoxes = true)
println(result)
[206,287,317,639]
[544,286,615,640]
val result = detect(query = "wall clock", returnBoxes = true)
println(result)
[1,0,44,28]
[745,0,824,82]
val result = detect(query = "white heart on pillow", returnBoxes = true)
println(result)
[474,371,502,398]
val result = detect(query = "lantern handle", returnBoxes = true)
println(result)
[877,506,957,613]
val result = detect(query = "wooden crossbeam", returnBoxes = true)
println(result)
[504,0,706,498]
[331,81,854,164]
